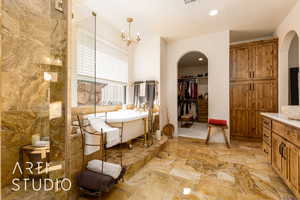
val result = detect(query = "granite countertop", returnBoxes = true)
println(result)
[261,112,300,129]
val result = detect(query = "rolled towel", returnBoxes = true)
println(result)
[87,160,122,179]
[140,82,146,97]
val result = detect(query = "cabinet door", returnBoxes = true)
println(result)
[231,110,248,137]
[287,142,300,192]
[254,42,276,80]
[230,47,250,81]
[230,82,250,109]
[248,111,263,138]
[230,82,250,137]
[272,133,282,174]
[254,80,278,112]
[248,111,257,138]
[281,142,288,179]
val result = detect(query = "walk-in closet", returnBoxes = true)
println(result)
[177,51,208,139]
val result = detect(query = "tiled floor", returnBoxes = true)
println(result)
[2,138,296,200]
[98,138,296,200]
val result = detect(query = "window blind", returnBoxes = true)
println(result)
[77,30,128,83]
[75,29,128,106]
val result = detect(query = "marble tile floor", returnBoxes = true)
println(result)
[82,138,296,200]
[1,136,168,200]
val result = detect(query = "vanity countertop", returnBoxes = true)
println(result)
[261,112,300,129]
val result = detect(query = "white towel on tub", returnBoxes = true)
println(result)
[84,117,121,155]
[87,160,122,179]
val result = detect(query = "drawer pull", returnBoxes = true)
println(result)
[263,134,269,138]
[263,120,270,126]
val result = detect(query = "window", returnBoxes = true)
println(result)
[73,29,128,106]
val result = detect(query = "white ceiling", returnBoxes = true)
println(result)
[77,0,298,42]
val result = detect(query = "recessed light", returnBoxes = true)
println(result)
[209,9,219,16]
[198,58,204,61]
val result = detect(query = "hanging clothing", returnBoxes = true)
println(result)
[146,80,157,108]
[133,83,140,107]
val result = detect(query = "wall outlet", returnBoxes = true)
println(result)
[55,0,63,12]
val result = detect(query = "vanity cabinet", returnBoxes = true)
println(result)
[262,114,300,199]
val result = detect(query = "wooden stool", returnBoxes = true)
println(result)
[180,113,194,127]
[21,145,50,178]
[206,122,231,148]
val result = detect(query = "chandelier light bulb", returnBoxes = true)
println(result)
[121,17,141,46]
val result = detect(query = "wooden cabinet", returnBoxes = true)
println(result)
[254,80,277,111]
[230,47,250,81]
[230,39,278,140]
[263,115,300,199]
[254,42,277,80]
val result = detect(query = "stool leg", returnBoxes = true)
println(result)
[222,128,231,148]
[206,126,212,145]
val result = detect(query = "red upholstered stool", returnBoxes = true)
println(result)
[206,118,231,148]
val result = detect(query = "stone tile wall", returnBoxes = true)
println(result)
[1,0,68,192]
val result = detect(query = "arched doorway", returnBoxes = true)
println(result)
[177,51,209,139]
[288,33,299,105]
[279,31,300,108]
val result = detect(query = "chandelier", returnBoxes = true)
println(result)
[121,18,141,46]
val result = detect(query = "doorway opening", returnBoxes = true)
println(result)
[288,33,299,105]
[177,51,208,139]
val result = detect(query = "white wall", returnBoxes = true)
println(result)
[131,34,161,81]
[289,35,299,68]
[162,31,230,143]
[160,38,167,130]
[129,35,167,129]
[275,0,300,109]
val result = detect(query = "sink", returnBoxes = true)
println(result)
[281,105,300,120]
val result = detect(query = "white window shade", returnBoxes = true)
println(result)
[77,30,128,83]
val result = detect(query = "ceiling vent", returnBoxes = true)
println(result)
[184,0,197,5]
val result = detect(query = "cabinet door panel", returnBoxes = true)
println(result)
[230,110,248,137]
[256,112,264,138]
[230,82,250,109]
[272,133,282,173]
[255,43,276,80]
[248,111,257,138]
[287,143,299,192]
[230,48,250,81]
[230,82,250,137]
[254,80,277,112]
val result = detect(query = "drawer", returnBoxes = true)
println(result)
[263,117,272,129]
[286,127,300,146]
[272,120,287,138]
[263,127,271,146]
[262,141,271,163]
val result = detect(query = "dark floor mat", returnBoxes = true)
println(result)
[181,123,193,128]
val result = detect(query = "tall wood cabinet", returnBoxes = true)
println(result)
[230,39,278,140]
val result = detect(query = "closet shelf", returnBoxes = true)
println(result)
[178,77,208,81]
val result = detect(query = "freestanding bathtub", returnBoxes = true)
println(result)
[85,110,149,147]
